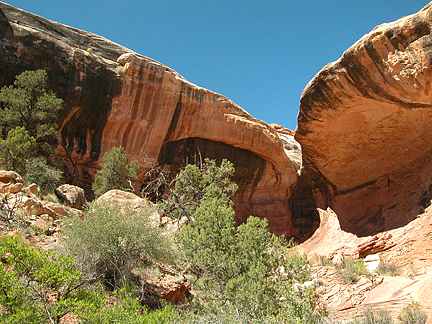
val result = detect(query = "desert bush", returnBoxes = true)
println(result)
[317,254,333,267]
[0,235,101,323]
[81,290,179,324]
[351,307,394,324]
[336,257,370,284]
[397,302,428,324]
[61,200,174,290]
[174,159,320,321]
[92,146,139,197]
[0,235,179,323]
[376,261,399,277]
[24,157,62,194]
[143,158,237,224]
[0,126,37,174]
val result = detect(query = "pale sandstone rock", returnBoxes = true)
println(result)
[95,190,184,231]
[55,184,86,209]
[332,253,344,268]
[364,254,380,272]
[0,182,24,194]
[27,183,39,196]
[0,171,23,184]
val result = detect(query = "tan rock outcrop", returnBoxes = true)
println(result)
[0,2,299,235]
[296,2,432,236]
[55,184,86,209]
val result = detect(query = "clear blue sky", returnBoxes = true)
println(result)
[4,1,430,130]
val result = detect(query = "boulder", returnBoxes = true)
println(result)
[0,182,24,194]
[26,183,39,196]
[0,171,23,184]
[55,184,86,209]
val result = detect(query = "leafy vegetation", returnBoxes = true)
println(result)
[92,146,139,197]
[143,158,237,224]
[0,70,63,190]
[0,235,100,323]
[61,200,174,290]
[25,157,62,194]
[336,256,370,284]
[175,159,320,321]
[0,236,179,323]
[0,126,37,175]
[0,69,62,143]
[397,302,428,324]
[376,260,400,277]
[352,307,394,324]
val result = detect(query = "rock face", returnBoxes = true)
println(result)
[55,184,86,209]
[296,2,432,236]
[0,2,300,235]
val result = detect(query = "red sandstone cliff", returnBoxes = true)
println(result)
[295,2,432,237]
[0,2,300,235]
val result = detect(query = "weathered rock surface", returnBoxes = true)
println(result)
[0,2,299,235]
[296,2,432,236]
[55,184,86,209]
[299,199,432,321]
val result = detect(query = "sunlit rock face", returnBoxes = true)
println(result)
[296,3,432,236]
[0,2,300,235]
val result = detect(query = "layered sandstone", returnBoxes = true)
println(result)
[0,2,300,235]
[296,2,432,236]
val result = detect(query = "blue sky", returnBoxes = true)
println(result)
[4,1,430,130]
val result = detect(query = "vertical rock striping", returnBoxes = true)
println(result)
[0,2,301,235]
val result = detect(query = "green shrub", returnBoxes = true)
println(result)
[397,302,428,324]
[92,146,139,197]
[0,126,37,174]
[0,69,62,142]
[336,257,370,284]
[175,159,319,321]
[317,254,332,267]
[353,307,394,324]
[0,236,101,323]
[143,158,238,224]
[376,261,399,277]
[24,157,62,194]
[61,200,174,290]
[0,235,179,324]
[81,290,179,324]
[352,307,394,324]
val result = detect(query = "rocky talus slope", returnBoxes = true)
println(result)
[0,1,300,235]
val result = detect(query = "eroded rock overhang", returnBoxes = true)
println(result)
[0,2,301,236]
[295,2,432,236]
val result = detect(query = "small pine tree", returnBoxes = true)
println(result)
[0,70,63,187]
[0,126,37,174]
[0,69,63,143]
[92,146,139,197]
[176,159,316,320]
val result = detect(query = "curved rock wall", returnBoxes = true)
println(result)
[296,3,432,236]
[0,2,300,235]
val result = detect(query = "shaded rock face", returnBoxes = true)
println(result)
[0,2,300,235]
[296,3,432,236]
